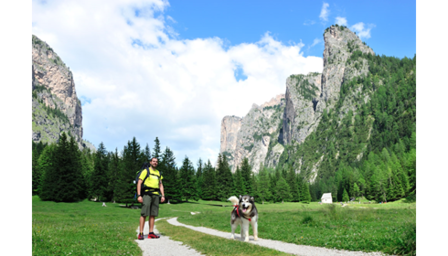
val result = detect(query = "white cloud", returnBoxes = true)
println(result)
[351,22,375,39]
[335,17,347,26]
[32,0,323,167]
[319,3,330,22]
[303,20,316,26]
[166,15,176,23]
[307,38,321,51]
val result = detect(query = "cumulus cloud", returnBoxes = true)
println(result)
[350,22,375,39]
[319,3,330,22]
[32,0,323,166]
[335,17,347,26]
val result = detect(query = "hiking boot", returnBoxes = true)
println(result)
[138,233,144,240]
[148,232,160,239]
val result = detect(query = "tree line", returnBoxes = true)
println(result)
[32,135,313,204]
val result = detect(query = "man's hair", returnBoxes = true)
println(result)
[150,157,158,162]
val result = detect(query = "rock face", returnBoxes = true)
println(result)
[219,25,374,175]
[220,95,285,173]
[32,35,91,149]
[280,72,321,145]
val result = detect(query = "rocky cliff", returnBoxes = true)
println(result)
[32,35,92,149]
[219,25,374,174]
[221,94,285,173]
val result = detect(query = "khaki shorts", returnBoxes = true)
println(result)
[141,194,160,217]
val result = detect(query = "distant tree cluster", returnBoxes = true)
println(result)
[32,134,314,204]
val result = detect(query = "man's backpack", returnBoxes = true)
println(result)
[134,163,161,199]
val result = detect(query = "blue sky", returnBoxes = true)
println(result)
[30,0,416,168]
[164,0,416,59]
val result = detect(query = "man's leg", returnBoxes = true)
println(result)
[149,216,155,233]
[140,215,147,234]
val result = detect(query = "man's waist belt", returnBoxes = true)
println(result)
[142,187,160,195]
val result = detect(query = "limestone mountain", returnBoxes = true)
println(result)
[220,25,376,174]
[32,35,93,149]
[221,94,285,173]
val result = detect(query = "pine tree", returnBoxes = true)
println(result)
[216,154,233,201]
[179,156,197,201]
[257,167,272,203]
[196,159,204,199]
[143,143,151,163]
[251,171,261,203]
[269,173,278,202]
[202,160,217,200]
[240,158,253,195]
[353,183,360,200]
[286,165,300,202]
[302,182,312,203]
[68,135,87,200]
[114,137,142,204]
[91,142,109,201]
[342,188,349,202]
[153,137,161,159]
[159,147,179,203]
[36,144,54,196]
[108,148,120,202]
[40,133,85,202]
[80,147,95,198]
[233,166,245,196]
[275,176,291,203]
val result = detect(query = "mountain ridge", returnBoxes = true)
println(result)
[220,25,376,175]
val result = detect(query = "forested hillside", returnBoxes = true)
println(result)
[277,51,416,203]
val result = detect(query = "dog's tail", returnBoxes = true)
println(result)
[228,196,239,206]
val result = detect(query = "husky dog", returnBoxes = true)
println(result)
[228,195,258,242]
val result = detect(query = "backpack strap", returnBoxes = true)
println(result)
[141,168,150,186]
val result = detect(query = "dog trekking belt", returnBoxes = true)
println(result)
[233,205,251,222]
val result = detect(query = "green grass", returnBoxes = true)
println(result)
[33,196,416,255]
[33,196,143,255]
[156,219,290,256]
[178,201,416,255]
[32,196,234,255]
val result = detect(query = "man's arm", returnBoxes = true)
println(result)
[159,181,165,203]
[137,179,143,203]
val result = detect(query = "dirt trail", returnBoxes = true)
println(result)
[135,219,203,256]
[167,217,385,256]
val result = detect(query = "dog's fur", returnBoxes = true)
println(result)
[228,195,258,241]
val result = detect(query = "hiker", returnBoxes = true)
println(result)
[137,157,165,240]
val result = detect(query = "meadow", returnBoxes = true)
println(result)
[32,196,416,255]
[179,199,416,255]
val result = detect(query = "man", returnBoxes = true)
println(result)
[137,157,165,240]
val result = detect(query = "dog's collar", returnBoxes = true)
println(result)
[233,205,251,222]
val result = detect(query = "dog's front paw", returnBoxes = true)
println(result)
[244,237,249,242]
[254,236,258,241]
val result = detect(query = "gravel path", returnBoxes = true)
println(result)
[135,219,203,256]
[166,217,386,256]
